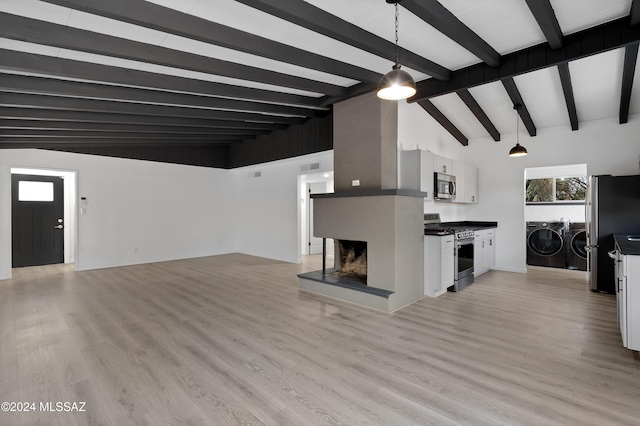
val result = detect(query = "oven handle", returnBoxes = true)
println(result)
[456,237,474,247]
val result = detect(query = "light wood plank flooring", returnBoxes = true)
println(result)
[1,254,639,425]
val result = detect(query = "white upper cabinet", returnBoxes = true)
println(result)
[452,160,465,203]
[400,149,434,201]
[433,154,453,175]
[464,163,479,204]
[400,150,478,204]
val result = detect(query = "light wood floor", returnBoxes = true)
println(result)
[1,254,639,425]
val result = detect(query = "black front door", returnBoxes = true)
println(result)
[12,174,64,268]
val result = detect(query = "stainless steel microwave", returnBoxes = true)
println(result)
[434,172,456,201]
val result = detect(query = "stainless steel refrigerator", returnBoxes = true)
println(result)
[586,174,640,293]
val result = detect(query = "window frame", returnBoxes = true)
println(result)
[525,176,587,205]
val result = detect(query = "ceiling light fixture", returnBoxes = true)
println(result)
[377,0,417,100]
[509,104,528,157]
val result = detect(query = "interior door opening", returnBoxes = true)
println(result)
[10,168,77,270]
[299,172,334,260]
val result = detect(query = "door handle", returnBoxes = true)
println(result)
[54,225,63,229]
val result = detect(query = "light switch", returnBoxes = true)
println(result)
[352,179,360,187]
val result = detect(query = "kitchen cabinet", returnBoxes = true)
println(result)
[614,245,640,351]
[400,149,434,200]
[474,228,496,277]
[464,164,479,203]
[433,154,453,175]
[424,234,454,297]
[452,160,465,203]
[400,150,479,204]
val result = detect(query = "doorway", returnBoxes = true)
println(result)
[300,172,334,258]
[10,168,77,270]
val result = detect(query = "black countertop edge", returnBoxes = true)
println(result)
[311,189,428,199]
[614,234,640,256]
[440,221,498,229]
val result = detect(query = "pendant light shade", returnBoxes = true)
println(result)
[508,143,528,157]
[377,1,416,101]
[377,65,417,100]
[508,104,528,157]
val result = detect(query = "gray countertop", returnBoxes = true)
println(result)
[614,234,640,255]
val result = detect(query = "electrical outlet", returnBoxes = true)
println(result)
[352,179,360,187]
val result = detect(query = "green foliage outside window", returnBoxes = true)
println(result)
[526,178,553,202]
[526,176,587,203]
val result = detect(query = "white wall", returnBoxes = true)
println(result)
[234,151,333,264]
[463,116,640,273]
[1,149,237,279]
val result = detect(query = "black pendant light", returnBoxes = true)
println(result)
[509,104,528,157]
[377,0,417,100]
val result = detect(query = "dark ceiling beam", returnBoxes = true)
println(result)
[0,13,346,97]
[0,74,322,118]
[39,0,382,85]
[0,108,287,130]
[410,16,640,101]
[557,63,578,130]
[0,119,271,135]
[233,0,451,80]
[456,89,500,141]
[416,100,468,146]
[620,44,639,124]
[320,83,377,107]
[0,129,258,139]
[524,0,563,49]
[502,77,536,136]
[0,93,306,125]
[0,50,323,108]
[0,137,238,147]
[401,0,501,67]
[631,0,640,26]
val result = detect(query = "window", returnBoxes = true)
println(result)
[526,176,587,204]
[18,181,54,202]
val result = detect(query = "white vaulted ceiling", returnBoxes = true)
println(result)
[0,0,638,165]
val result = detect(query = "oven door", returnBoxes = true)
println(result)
[434,172,456,201]
[453,237,474,291]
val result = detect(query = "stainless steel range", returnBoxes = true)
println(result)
[424,213,475,292]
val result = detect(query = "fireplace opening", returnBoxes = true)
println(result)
[334,240,367,284]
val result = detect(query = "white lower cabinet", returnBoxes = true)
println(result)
[616,249,640,351]
[474,228,496,277]
[424,235,454,297]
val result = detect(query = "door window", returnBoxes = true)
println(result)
[18,181,54,202]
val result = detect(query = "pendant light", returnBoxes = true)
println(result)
[509,104,528,157]
[377,0,417,100]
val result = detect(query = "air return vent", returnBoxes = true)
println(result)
[300,162,320,172]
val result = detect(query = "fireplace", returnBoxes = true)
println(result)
[335,240,367,284]
[297,92,424,312]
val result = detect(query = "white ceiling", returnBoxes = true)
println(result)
[0,0,637,149]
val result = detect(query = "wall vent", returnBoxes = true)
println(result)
[300,162,320,172]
